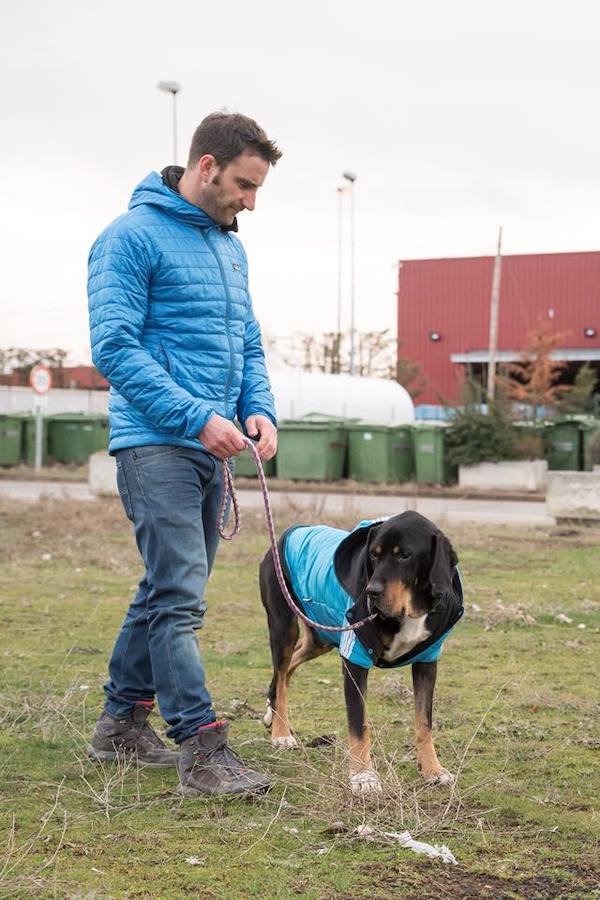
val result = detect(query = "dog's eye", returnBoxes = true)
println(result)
[397,550,412,561]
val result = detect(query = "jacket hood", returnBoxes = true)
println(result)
[128,170,237,230]
[334,512,458,604]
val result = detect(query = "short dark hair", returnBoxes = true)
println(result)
[187,111,282,169]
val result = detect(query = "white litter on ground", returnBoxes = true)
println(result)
[554,613,573,624]
[185,856,206,866]
[354,825,457,864]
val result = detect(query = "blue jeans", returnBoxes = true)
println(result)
[105,445,224,743]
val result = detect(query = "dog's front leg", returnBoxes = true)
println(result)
[342,660,382,796]
[412,661,454,785]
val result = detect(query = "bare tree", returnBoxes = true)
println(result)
[0,347,69,379]
[395,343,427,400]
[278,329,425,399]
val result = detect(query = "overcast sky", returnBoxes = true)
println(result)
[2,0,599,364]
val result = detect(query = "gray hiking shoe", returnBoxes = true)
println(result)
[87,703,179,767]
[179,720,272,797]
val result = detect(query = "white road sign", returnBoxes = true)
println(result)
[30,364,53,395]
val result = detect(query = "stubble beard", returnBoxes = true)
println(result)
[199,176,235,226]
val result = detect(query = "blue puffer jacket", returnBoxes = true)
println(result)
[88,171,276,453]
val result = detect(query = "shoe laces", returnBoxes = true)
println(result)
[194,742,247,775]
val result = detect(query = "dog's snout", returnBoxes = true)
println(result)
[367,581,384,601]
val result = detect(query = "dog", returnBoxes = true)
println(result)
[259,511,463,796]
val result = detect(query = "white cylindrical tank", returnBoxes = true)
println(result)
[269,372,414,424]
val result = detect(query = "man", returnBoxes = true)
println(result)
[87,112,281,797]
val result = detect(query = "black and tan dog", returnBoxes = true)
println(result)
[259,511,463,796]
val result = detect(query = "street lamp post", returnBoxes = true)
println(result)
[342,170,357,376]
[157,80,181,164]
[336,185,347,336]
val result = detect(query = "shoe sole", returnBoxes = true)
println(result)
[86,745,179,768]
[179,781,272,798]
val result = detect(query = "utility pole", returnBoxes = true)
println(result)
[486,226,503,403]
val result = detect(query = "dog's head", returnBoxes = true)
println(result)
[335,511,458,622]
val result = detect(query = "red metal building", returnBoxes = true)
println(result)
[397,250,600,405]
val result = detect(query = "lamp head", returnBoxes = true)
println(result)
[157,81,181,94]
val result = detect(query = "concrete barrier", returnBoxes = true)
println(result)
[459,460,547,493]
[89,451,118,497]
[546,471,600,520]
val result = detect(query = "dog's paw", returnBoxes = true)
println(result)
[263,704,273,729]
[272,735,299,750]
[349,769,382,797]
[423,768,455,786]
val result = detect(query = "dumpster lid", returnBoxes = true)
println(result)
[345,423,391,432]
[279,419,346,430]
[48,413,108,422]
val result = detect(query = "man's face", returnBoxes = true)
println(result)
[200,152,270,226]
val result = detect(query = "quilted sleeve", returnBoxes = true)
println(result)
[88,228,215,438]
[236,302,277,428]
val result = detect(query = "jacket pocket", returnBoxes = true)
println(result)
[157,342,172,374]
[116,458,134,522]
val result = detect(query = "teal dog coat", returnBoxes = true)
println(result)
[281,518,463,670]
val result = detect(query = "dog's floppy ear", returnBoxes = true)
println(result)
[334,521,381,600]
[429,531,458,599]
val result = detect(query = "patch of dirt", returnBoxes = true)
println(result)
[363,865,600,900]
[0,496,129,566]
[373,675,414,703]
[469,599,537,629]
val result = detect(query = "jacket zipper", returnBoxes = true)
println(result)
[204,228,235,410]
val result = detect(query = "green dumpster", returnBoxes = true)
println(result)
[582,421,599,472]
[390,426,415,482]
[0,415,22,466]
[48,414,109,463]
[19,414,48,466]
[545,419,582,471]
[276,420,347,481]
[347,424,414,483]
[413,424,456,485]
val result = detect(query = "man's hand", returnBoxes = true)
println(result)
[245,415,277,461]
[198,414,247,459]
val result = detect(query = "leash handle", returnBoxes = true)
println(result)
[218,439,377,634]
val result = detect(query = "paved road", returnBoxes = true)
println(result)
[0,480,96,502]
[0,480,555,526]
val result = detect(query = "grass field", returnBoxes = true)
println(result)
[0,496,598,899]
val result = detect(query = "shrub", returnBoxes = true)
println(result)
[512,427,545,460]
[446,406,518,467]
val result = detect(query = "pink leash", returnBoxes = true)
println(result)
[218,438,377,634]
